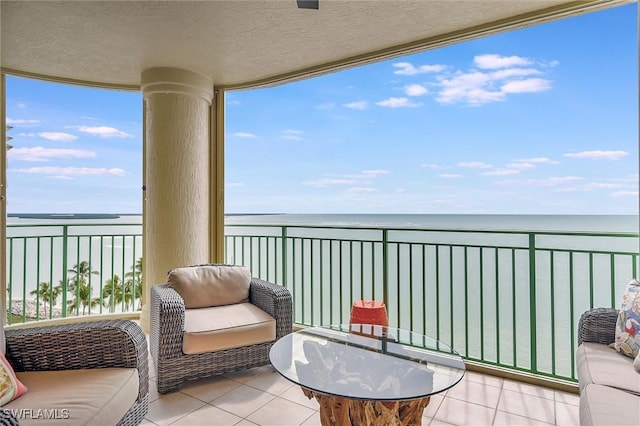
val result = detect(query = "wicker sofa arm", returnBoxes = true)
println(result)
[250,278,293,339]
[150,284,186,361]
[5,319,149,403]
[0,409,20,425]
[577,307,619,346]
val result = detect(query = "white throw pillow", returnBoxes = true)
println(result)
[635,351,640,373]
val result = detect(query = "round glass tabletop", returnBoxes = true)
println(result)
[269,324,465,401]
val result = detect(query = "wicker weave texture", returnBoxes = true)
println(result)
[577,307,618,346]
[0,410,20,426]
[4,319,149,425]
[150,268,293,394]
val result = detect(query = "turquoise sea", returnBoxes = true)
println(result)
[7,212,639,231]
[6,213,639,379]
[224,213,639,233]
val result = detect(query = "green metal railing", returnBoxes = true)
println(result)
[225,223,639,383]
[6,223,143,323]
[6,221,638,382]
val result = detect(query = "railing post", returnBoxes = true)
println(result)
[281,226,288,289]
[382,229,389,312]
[528,233,537,374]
[61,225,68,317]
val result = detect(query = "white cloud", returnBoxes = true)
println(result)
[282,129,304,141]
[6,118,40,125]
[474,54,532,69]
[393,62,446,75]
[231,132,257,138]
[482,169,520,176]
[75,126,132,138]
[612,191,639,197]
[436,71,551,105]
[375,97,422,108]
[435,56,552,105]
[514,157,558,164]
[497,176,583,187]
[8,147,96,162]
[554,181,627,193]
[304,170,389,188]
[404,84,428,97]
[303,178,359,187]
[436,72,504,105]
[440,174,462,178]
[563,150,628,160]
[586,183,624,189]
[506,162,535,170]
[539,176,584,186]
[421,163,447,169]
[38,132,78,142]
[15,167,126,176]
[361,170,391,177]
[343,101,368,110]
[489,68,542,80]
[501,78,552,93]
[346,187,378,193]
[458,161,492,169]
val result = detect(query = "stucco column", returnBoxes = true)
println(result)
[139,68,213,332]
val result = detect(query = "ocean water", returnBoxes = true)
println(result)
[225,213,639,233]
[6,213,639,379]
[224,213,639,379]
[8,212,638,230]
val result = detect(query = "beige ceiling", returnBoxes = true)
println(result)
[0,0,632,90]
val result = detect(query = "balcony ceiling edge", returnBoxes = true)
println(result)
[0,0,632,91]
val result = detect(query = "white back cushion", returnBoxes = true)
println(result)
[168,265,251,309]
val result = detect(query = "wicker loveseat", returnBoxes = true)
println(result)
[150,264,293,394]
[0,318,149,425]
[576,307,640,425]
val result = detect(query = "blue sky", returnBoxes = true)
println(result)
[5,3,638,215]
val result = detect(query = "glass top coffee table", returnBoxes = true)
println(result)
[269,324,465,425]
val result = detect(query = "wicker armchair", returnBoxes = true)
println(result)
[577,307,618,346]
[150,266,292,394]
[1,319,149,425]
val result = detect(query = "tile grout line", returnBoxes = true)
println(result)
[490,379,505,425]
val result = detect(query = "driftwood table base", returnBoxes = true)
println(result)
[302,388,430,426]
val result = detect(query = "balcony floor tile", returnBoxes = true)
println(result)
[145,343,578,426]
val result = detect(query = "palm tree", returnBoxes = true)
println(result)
[124,257,143,310]
[66,280,101,315]
[29,281,61,318]
[66,260,100,315]
[125,257,143,284]
[102,274,124,313]
[124,278,143,311]
[67,260,99,290]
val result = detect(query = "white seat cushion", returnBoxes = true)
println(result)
[576,342,640,394]
[580,384,640,426]
[5,368,138,426]
[183,302,276,354]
